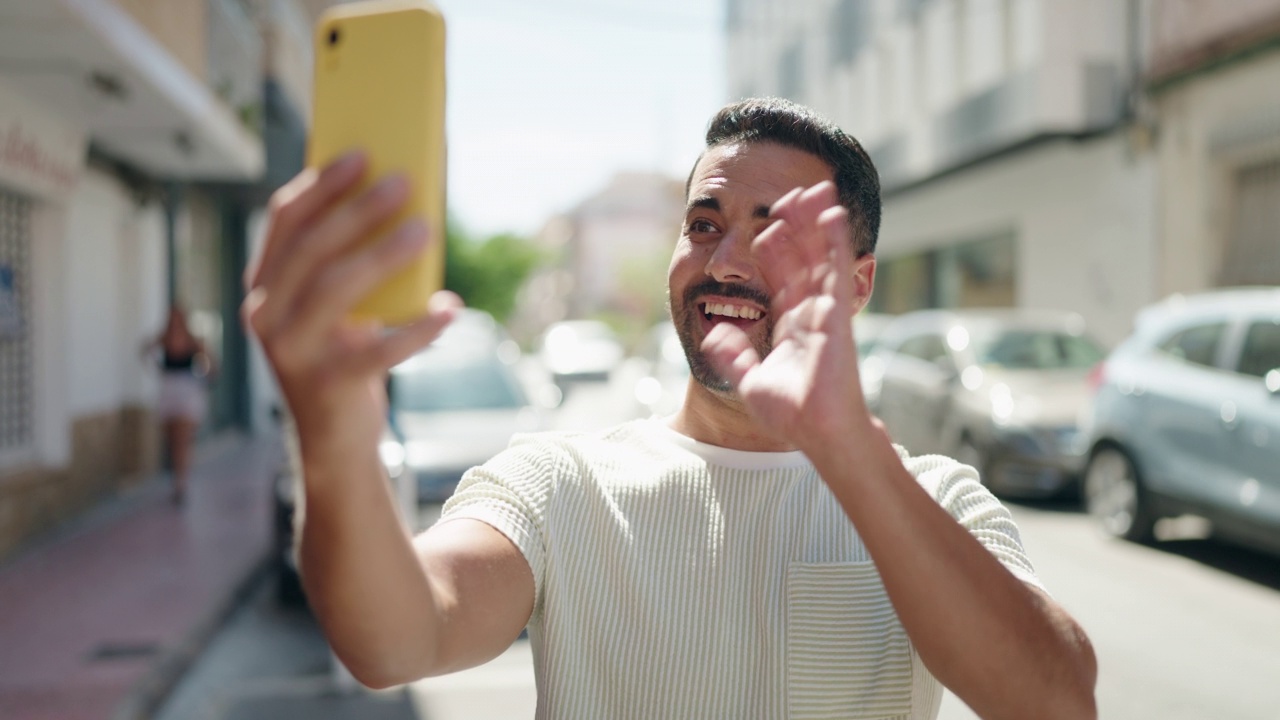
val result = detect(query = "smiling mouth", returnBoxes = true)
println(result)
[702,301,766,329]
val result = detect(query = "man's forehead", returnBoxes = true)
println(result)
[688,141,834,205]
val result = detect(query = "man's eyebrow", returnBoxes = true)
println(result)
[686,195,773,219]
[687,195,720,213]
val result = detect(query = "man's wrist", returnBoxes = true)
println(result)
[801,413,896,487]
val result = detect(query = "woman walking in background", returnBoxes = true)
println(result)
[146,306,216,505]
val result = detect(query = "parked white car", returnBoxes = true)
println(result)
[538,320,625,384]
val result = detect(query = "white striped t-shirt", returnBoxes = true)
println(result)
[438,417,1045,719]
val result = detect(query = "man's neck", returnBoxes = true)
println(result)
[667,378,796,452]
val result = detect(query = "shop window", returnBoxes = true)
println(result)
[936,233,1016,308]
[871,232,1015,313]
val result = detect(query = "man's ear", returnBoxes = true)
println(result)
[850,253,876,314]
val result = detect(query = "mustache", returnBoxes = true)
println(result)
[682,278,771,311]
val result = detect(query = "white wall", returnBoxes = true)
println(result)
[879,133,1157,347]
[1154,48,1280,296]
[23,169,168,470]
[62,169,132,417]
[117,203,167,405]
[727,0,1133,189]
[26,200,69,469]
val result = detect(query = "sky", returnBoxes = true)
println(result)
[433,0,726,237]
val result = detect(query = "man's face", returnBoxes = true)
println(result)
[669,141,837,393]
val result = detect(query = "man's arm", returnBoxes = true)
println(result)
[297,444,533,687]
[701,181,1096,720]
[245,154,534,688]
[808,430,1096,720]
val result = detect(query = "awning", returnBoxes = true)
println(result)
[0,0,264,181]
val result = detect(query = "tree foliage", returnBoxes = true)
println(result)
[443,221,543,324]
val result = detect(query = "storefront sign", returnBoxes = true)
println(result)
[0,82,86,202]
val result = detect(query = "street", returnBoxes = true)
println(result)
[937,502,1280,720]
[157,376,1280,719]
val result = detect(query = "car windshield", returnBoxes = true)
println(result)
[972,329,1105,370]
[391,353,527,413]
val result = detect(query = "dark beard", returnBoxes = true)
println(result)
[672,278,773,393]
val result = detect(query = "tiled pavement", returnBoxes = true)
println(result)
[0,432,284,720]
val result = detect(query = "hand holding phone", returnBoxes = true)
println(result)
[309,0,447,326]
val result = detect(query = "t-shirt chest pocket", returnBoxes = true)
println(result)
[786,562,914,720]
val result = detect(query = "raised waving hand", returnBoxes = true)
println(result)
[700,181,875,453]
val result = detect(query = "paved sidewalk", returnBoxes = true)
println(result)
[0,431,285,720]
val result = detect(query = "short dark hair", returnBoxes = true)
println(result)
[688,97,881,255]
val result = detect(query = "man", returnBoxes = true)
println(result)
[244,98,1097,719]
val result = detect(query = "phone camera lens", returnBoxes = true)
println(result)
[328,28,340,46]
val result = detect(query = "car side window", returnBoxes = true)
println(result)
[1236,319,1280,378]
[899,334,949,365]
[1158,322,1226,367]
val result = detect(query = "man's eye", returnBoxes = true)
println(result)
[687,219,717,234]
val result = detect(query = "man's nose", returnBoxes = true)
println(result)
[705,229,755,282]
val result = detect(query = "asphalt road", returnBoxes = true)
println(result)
[160,376,1280,719]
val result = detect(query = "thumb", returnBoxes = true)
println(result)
[701,322,760,389]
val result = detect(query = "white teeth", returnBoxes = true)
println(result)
[703,302,762,320]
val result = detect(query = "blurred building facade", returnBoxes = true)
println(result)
[0,0,317,560]
[1144,0,1280,295]
[725,0,1280,346]
[514,171,685,344]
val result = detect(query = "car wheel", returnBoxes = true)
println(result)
[1084,447,1156,542]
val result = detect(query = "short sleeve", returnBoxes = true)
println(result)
[904,451,1048,594]
[436,436,559,615]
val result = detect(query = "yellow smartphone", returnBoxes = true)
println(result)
[309,0,446,326]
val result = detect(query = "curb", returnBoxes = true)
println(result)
[110,552,276,720]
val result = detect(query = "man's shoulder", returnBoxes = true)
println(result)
[892,445,981,501]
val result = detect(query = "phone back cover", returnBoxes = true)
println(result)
[309,0,446,325]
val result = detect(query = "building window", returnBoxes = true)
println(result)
[1221,157,1280,287]
[0,189,34,454]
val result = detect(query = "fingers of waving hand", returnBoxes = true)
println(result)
[247,152,366,291]
[815,204,856,307]
[764,181,840,266]
[754,183,853,318]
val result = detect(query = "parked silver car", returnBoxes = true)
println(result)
[386,310,547,504]
[1082,288,1280,554]
[863,309,1105,497]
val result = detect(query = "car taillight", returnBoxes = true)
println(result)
[1086,361,1107,395]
